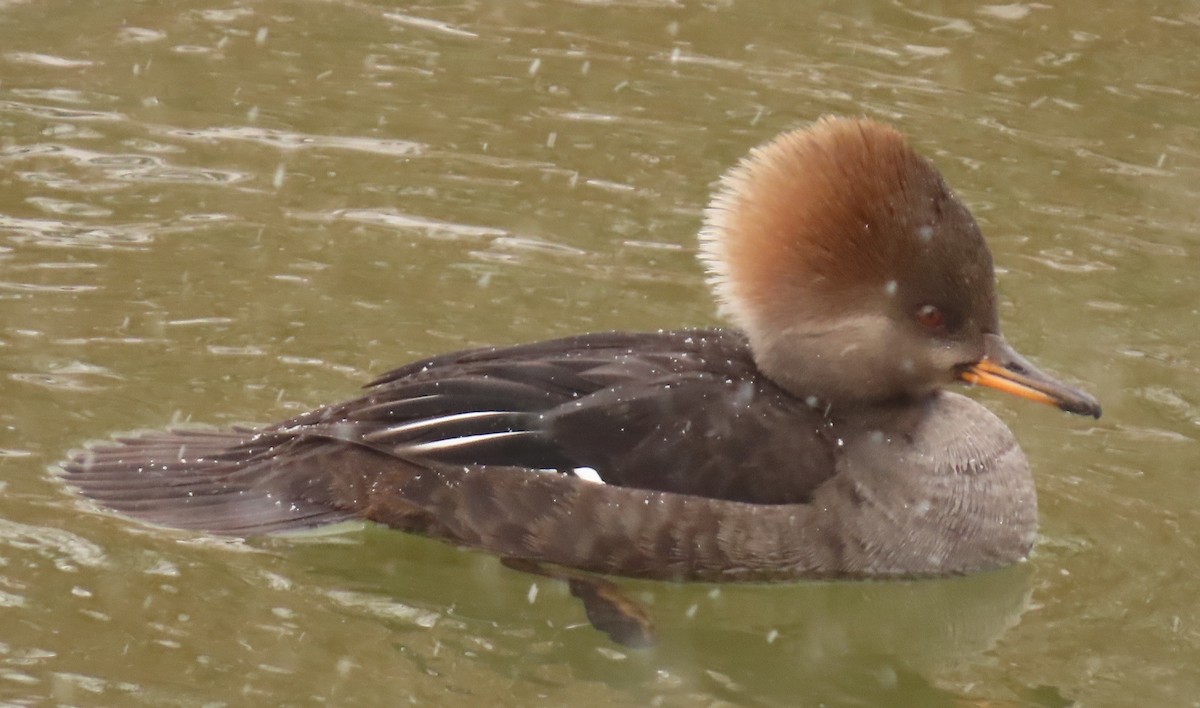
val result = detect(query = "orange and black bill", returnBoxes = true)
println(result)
[960,334,1101,418]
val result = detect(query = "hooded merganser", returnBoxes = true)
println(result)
[63,116,1100,583]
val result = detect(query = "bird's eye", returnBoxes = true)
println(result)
[916,305,945,331]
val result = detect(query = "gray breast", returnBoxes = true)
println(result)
[806,391,1037,576]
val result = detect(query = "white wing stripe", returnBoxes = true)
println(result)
[401,430,535,454]
[362,411,519,442]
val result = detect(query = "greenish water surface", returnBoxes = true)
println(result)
[1,1,1196,705]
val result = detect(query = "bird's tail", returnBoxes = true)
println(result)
[62,428,380,535]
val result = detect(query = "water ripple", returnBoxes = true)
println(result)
[0,214,155,249]
[0,281,97,294]
[25,197,113,218]
[9,361,121,391]
[1024,248,1117,274]
[0,100,121,122]
[2,143,248,187]
[0,518,107,571]
[162,126,425,158]
[382,12,479,39]
[9,88,116,105]
[3,52,94,68]
[325,589,441,628]
[314,209,507,240]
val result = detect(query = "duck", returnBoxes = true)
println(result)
[63,116,1101,585]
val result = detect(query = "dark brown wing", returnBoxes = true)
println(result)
[62,328,835,536]
[547,374,834,504]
